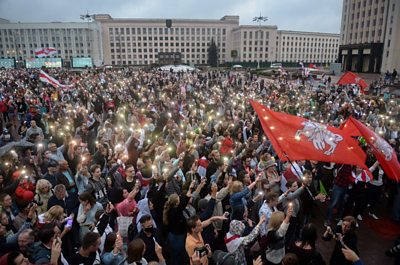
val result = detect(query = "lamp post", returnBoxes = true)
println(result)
[80,12,93,64]
[253,13,268,69]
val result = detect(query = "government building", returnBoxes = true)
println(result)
[338,0,400,73]
[0,14,340,67]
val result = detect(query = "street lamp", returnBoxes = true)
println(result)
[80,11,94,64]
[253,13,268,69]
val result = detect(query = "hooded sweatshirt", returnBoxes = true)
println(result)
[136,198,157,232]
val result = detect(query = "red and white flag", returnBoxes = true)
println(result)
[39,70,65,88]
[341,117,400,181]
[336,72,368,92]
[299,61,310,77]
[278,66,287,75]
[35,47,57,58]
[250,100,367,168]
[309,64,318,69]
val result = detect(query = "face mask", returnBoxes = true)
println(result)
[144,227,153,234]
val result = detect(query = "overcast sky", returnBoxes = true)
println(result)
[0,0,342,33]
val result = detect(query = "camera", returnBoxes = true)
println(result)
[29,199,44,207]
[194,246,208,257]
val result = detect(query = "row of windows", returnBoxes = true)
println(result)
[242,31,270,39]
[243,47,269,52]
[110,36,226,43]
[109,42,226,48]
[281,59,335,63]
[281,54,336,59]
[242,53,269,58]
[348,6,385,20]
[0,36,90,43]
[282,42,339,48]
[111,53,226,60]
[0,42,91,49]
[110,36,224,42]
[111,59,224,65]
[282,36,339,42]
[347,18,384,31]
[0,28,89,36]
[281,48,338,53]
[346,0,382,11]
[109,27,226,36]
[110,48,226,54]
[242,40,269,46]
[349,29,382,39]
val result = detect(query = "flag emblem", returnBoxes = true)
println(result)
[295,121,343,155]
[371,136,393,161]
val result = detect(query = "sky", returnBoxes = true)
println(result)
[0,0,343,33]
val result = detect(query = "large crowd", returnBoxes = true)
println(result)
[0,66,399,265]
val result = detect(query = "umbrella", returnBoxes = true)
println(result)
[0,140,35,157]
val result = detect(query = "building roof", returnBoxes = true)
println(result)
[93,14,239,25]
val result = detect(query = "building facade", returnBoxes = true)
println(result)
[0,18,103,66]
[95,14,339,66]
[231,25,279,63]
[276,31,340,65]
[0,14,342,67]
[94,14,239,66]
[339,0,400,73]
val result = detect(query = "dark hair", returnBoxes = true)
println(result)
[37,223,56,245]
[343,216,357,233]
[285,179,298,189]
[0,193,10,203]
[237,170,246,184]
[265,192,279,203]
[95,209,105,221]
[7,251,24,265]
[139,214,152,224]
[299,223,317,249]
[303,169,312,176]
[90,164,101,173]
[79,192,96,206]
[125,164,134,170]
[127,239,145,263]
[81,232,100,250]
[186,215,200,234]
[103,232,117,253]
[282,253,299,265]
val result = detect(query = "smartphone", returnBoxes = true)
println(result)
[66,218,73,228]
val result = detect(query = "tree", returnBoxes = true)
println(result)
[207,38,218,67]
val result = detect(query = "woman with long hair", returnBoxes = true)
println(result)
[77,191,103,240]
[34,179,53,214]
[265,208,293,265]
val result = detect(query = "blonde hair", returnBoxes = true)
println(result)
[163,194,179,225]
[268,211,285,230]
[35,179,52,195]
[44,205,64,223]
[230,181,243,195]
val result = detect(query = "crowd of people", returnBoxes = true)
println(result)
[0,66,398,265]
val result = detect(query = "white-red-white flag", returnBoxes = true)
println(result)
[35,47,57,58]
[39,70,65,88]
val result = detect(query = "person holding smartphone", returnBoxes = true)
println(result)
[32,223,69,265]
[322,216,359,265]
